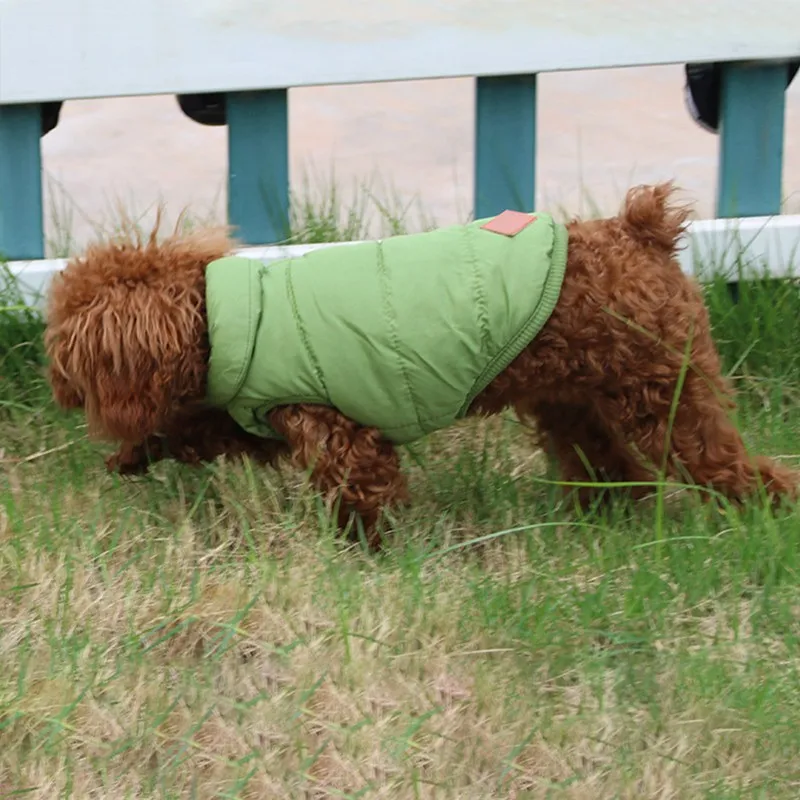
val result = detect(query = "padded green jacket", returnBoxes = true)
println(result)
[205,214,568,444]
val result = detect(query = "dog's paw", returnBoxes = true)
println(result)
[105,448,151,476]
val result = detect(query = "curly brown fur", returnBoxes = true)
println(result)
[46,221,227,440]
[269,404,409,548]
[45,185,797,548]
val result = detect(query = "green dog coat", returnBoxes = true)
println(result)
[205,213,568,444]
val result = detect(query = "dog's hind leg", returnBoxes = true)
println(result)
[527,401,657,508]
[268,404,409,547]
[591,362,798,506]
[659,368,797,503]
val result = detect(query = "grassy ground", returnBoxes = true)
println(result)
[2,203,800,798]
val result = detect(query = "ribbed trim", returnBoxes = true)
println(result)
[461,219,569,413]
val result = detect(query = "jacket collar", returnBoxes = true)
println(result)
[205,256,264,408]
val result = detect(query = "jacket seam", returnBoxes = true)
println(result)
[376,240,426,432]
[464,225,493,355]
[285,264,330,400]
[231,263,259,395]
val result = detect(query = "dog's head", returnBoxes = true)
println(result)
[44,223,232,443]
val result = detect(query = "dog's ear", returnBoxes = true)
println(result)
[47,356,85,410]
[45,280,90,411]
[45,279,207,442]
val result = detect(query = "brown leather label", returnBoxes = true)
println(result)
[480,210,537,237]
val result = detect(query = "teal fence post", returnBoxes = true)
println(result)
[717,62,787,218]
[474,74,537,219]
[227,90,290,244]
[0,103,44,260]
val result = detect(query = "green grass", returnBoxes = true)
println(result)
[2,200,800,798]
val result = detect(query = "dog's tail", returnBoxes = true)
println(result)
[619,182,691,255]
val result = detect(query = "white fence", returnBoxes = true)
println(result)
[2,0,799,103]
[1,0,799,267]
[7,213,800,314]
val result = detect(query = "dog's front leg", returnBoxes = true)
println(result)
[106,437,168,475]
[268,404,408,548]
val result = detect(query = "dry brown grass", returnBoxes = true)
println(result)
[3,410,800,799]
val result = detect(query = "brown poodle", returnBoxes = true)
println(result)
[44,184,797,547]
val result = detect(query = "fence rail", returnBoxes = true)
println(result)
[9,213,800,316]
[1,0,799,261]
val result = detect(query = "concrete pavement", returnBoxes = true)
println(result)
[39,64,800,252]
